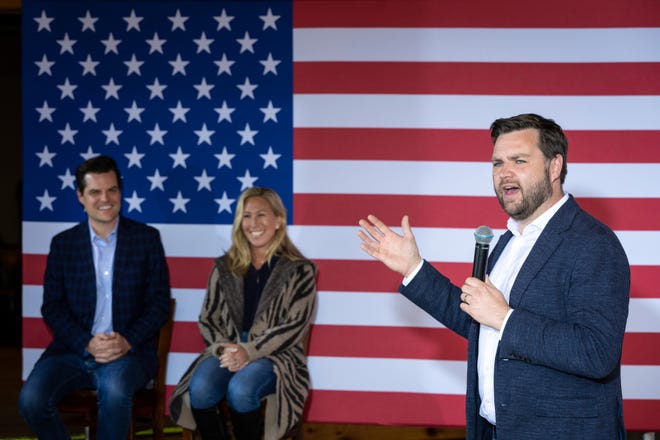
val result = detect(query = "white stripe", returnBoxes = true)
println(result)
[314,295,660,332]
[21,222,76,253]
[622,365,660,399]
[22,285,42,318]
[295,160,492,196]
[294,28,660,63]
[22,349,660,399]
[314,291,445,328]
[21,222,660,265]
[291,226,499,262]
[293,160,660,198]
[22,286,660,331]
[22,348,42,381]
[308,356,467,394]
[167,352,198,385]
[172,289,205,322]
[626,299,660,333]
[155,223,233,260]
[21,286,207,321]
[293,94,660,130]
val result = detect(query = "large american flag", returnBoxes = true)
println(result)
[22,0,660,432]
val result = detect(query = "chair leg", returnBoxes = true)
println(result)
[153,410,165,440]
[182,428,195,440]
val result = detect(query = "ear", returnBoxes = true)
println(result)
[550,154,563,181]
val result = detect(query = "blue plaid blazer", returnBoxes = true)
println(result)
[40,216,171,377]
[401,196,630,440]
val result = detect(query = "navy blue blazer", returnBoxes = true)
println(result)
[40,216,171,378]
[401,195,630,440]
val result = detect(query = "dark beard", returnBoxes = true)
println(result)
[497,169,553,221]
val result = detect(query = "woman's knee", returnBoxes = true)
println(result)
[189,378,222,409]
[189,359,228,409]
[226,380,261,413]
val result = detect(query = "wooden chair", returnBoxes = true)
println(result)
[58,298,176,440]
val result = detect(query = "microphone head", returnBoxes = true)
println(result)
[474,225,494,245]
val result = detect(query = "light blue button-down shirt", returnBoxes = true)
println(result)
[89,222,118,335]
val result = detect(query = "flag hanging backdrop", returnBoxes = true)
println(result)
[21,0,660,431]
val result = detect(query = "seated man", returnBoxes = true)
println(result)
[19,155,171,440]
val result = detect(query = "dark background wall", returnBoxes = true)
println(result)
[0,11,22,347]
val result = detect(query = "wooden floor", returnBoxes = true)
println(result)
[1,345,656,440]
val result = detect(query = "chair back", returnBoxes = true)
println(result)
[131,297,176,440]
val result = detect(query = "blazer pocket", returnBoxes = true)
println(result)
[534,397,600,418]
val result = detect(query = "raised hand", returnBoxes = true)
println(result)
[358,214,423,277]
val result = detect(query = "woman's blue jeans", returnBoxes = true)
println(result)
[18,353,149,440]
[188,355,276,413]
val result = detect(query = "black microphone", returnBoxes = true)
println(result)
[472,225,494,281]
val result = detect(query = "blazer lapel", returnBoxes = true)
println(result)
[76,222,97,298]
[488,230,513,274]
[507,196,578,308]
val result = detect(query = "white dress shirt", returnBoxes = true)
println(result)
[478,193,568,424]
[89,222,118,335]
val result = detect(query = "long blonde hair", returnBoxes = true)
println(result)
[226,187,305,276]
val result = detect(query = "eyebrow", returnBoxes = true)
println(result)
[492,153,531,161]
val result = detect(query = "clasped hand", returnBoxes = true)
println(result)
[86,332,131,363]
[219,343,249,372]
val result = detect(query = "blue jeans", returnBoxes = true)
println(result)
[188,355,276,413]
[18,353,149,440]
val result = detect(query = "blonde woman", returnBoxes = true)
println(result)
[170,187,317,440]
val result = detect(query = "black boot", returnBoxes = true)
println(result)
[229,407,264,440]
[192,406,230,440]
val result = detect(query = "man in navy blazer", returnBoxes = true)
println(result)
[19,155,171,440]
[358,114,630,439]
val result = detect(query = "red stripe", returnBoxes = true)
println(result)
[171,322,467,360]
[161,386,660,430]
[26,322,660,365]
[23,253,47,284]
[28,317,660,365]
[630,266,660,299]
[21,254,659,299]
[294,194,660,231]
[314,260,471,292]
[305,390,466,426]
[170,321,205,353]
[315,260,658,301]
[623,399,660,431]
[305,392,660,431]
[168,256,214,289]
[23,317,51,348]
[295,62,660,96]
[308,324,467,360]
[21,254,216,290]
[294,128,660,163]
[294,194,509,229]
[294,0,660,28]
[622,333,660,365]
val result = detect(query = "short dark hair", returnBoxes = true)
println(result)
[75,155,122,193]
[490,113,568,183]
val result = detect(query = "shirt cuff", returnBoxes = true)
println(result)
[402,259,424,286]
[499,308,514,340]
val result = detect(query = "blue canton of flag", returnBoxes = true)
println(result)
[22,0,293,224]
